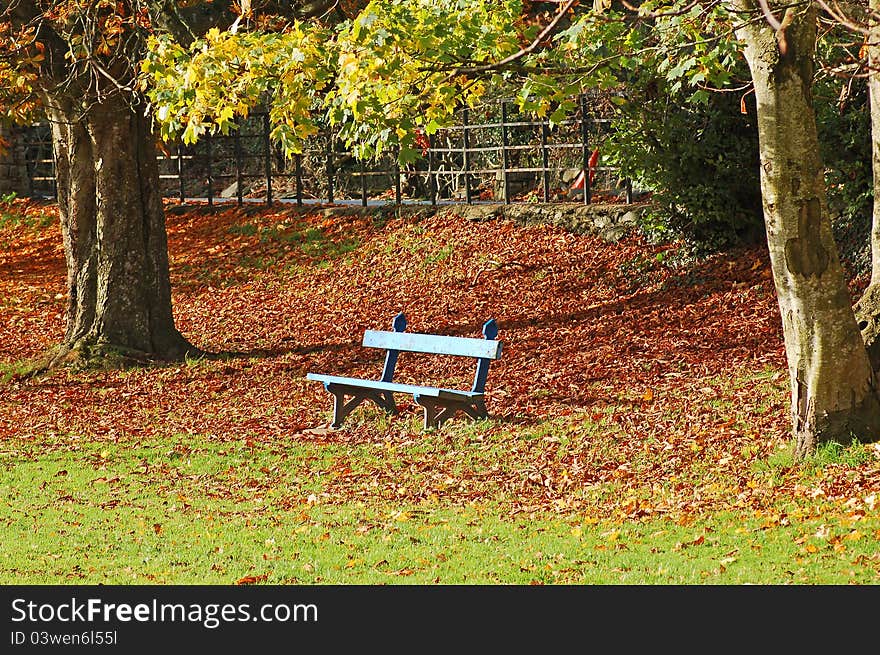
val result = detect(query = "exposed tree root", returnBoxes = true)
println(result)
[23,337,208,378]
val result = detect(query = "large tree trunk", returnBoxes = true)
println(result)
[44,93,198,367]
[5,2,199,370]
[736,1,880,457]
[854,0,880,370]
[868,0,880,285]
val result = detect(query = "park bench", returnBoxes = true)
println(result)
[307,313,502,430]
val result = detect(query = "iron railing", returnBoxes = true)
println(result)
[21,94,631,206]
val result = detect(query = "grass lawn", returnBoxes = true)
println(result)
[1,198,879,585]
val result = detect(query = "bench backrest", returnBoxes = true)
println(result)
[363,313,502,393]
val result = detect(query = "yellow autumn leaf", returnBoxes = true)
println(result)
[602,530,620,542]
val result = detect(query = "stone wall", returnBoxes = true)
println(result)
[447,202,649,242]
[316,200,651,244]
[0,124,29,197]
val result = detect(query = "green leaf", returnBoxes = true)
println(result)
[398,146,420,165]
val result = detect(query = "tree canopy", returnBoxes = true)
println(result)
[138,1,758,160]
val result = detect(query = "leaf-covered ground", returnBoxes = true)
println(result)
[2,198,879,526]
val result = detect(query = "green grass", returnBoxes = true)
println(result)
[2,421,879,584]
[0,202,54,229]
[227,221,359,260]
[3,202,879,586]
[0,360,32,383]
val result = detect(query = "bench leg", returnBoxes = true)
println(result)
[326,384,398,428]
[414,395,488,430]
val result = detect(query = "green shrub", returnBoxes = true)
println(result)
[815,74,873,280]
[603,81,763,252]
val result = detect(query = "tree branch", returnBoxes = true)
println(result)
[452,0,578,75]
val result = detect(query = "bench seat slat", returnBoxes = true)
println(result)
[306,373,482,401]
[362,330,502,360]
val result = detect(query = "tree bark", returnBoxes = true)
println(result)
[6,2,199,370]
[44,93,198,367]
[854,0,880,369]
[867,0,880,285]
[735,1,880,457]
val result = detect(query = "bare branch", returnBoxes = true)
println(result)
[755,0,784,31]
[814,0,872,36]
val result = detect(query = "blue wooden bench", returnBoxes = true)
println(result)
[307,313,502,430]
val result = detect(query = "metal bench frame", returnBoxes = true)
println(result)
[307,313,502,429]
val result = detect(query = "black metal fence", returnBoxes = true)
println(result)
[19,123,55,199]
[23,94,631,206]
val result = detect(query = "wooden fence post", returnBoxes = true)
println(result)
[177,145,185,204]
[394,147,402,206]
[360,158,368,207]
[326,135,335,204]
